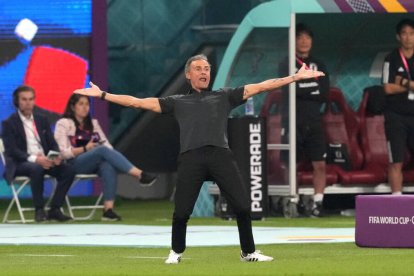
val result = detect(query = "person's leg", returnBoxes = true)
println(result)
[85,146,138,175]
[207,147,255,254]
[15,162,45,209]
[73,150,120,212]
[80,146,158,185]
[312,161,326,194]
[389,162,403,193]
[97,161,118,210]
[408,116,414,153]
[309,160,325,217]
[384,111,406,194]
[305,123,326,199]
[171,149,207,254]
[72,149,101,174]
[407,120,414,186]
[47,163,75,209]
[303,122,326,216]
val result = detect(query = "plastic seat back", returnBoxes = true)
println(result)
[323,88,363,171]
[358,90,388,168]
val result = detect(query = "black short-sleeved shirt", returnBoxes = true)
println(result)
[279,56,329,124]
[158,86,246,153]
[382,48,414,116]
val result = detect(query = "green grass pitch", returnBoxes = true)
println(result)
[1,198,414,275]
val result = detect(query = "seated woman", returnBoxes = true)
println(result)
[55,94,156,221]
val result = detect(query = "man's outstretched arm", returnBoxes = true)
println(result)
[74,82,162,113]
[242,63,325,100]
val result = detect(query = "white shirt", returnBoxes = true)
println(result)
[54,117,112,160]
[18,110,44,163]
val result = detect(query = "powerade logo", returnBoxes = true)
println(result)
[249,123,262,212]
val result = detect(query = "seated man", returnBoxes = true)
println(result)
[2,85,75,222]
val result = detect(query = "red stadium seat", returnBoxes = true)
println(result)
[343,88,389,184]
[264,86,414,187]
[325,88,363,170]
[341,86,413,185]
[321,88,365,184]
[349,87,413,185]
[331,87,413,185]
[297,87,359,185]
[24,46,88,114]
[296,163,338,186]
[261,89,338,186]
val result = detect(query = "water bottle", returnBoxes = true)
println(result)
[245,97,254,116]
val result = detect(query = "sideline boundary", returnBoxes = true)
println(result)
[0,224,354,247]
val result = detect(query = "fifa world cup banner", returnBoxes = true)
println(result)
[228,117,268,219]
[356,195,414,248]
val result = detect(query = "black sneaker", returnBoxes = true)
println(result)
[35,209,47,222]
[102,209,122,221]
[310,201,323,218]
[139,172,157,187]
[48,208,72,222]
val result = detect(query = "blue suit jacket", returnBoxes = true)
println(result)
[2,112,59,184]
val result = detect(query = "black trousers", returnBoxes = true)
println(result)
[172,146,255,254]
[15,162,75,210]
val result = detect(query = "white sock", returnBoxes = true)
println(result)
[314,193,324,203]
[392,191,402,195]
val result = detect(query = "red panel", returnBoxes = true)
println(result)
[24,46,88,114]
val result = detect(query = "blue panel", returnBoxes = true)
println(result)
[0,0,92,123]
[67,180,94,196]
[0,47,33,126]
[0,0,91,37]
[0,0,94,199]
[0,178,93,199]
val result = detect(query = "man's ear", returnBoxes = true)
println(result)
[396,34,401,42]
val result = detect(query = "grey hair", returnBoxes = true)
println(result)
[184,54,210,74]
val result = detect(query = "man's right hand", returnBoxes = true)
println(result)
[85,140,97,151]
[295,63,325,80]
[35,155,54,169]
